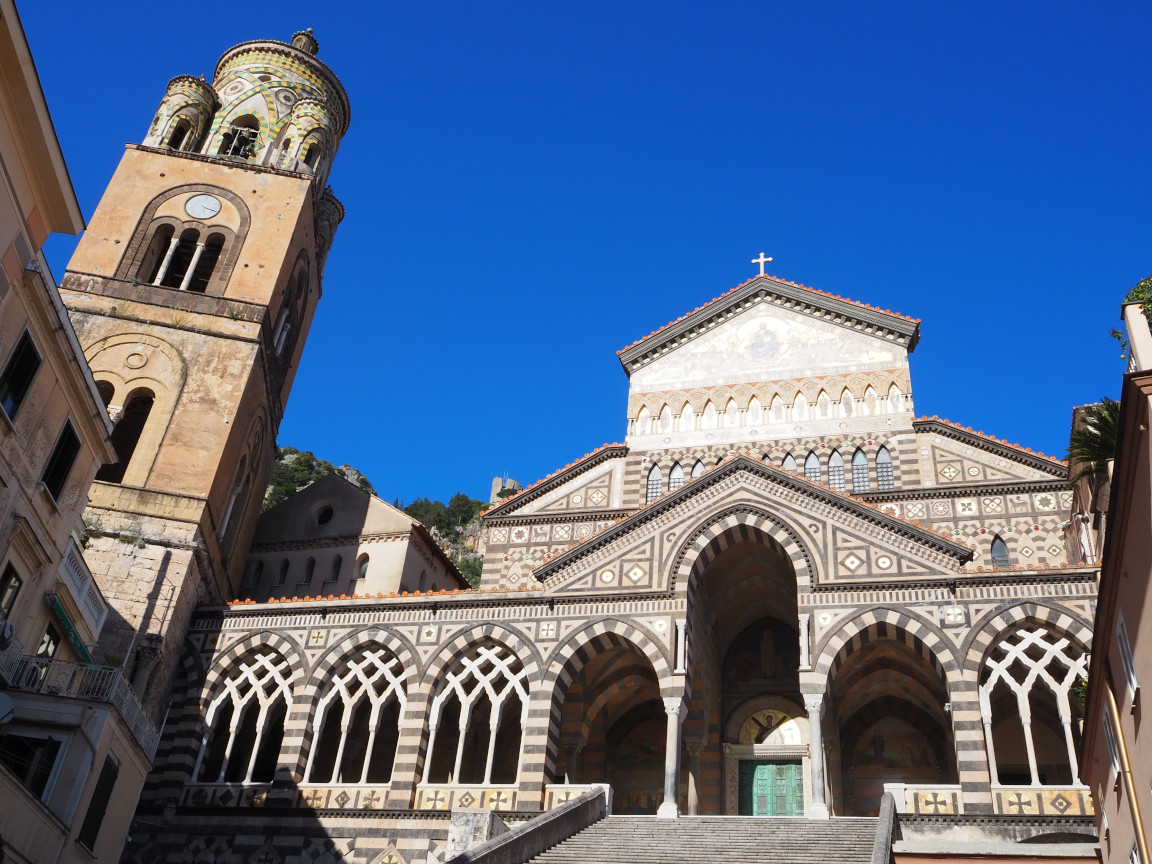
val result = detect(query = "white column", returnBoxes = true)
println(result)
[452,712,468,784]
[178,242,206,290]
[798,614,811,669]
[1022,718,1040,786]
[804,693,829,819]
[1060,714,1080,785]
[482,701,503,784]
[979,688,999,784]
[422,719,439,783]
[657,697,685,818]
[152,235,181,285]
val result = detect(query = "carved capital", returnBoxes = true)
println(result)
[663,697,686,719]
[803,693,824,715]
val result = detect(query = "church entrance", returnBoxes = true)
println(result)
[739,760,804,816]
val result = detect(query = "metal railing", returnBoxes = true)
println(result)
[0,651,159,758]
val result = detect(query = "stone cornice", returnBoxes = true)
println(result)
[483,445,628,518]
[860,478,1068,503]
[806,566,1098,594]
[483,509,631,527]
[618,276,921,376]
[248,530,410,553]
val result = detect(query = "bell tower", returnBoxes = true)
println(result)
[59,30,349,717]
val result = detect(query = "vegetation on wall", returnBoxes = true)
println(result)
[263,447,375,510]
[1111,273,1152,358]
[399,493,486,542]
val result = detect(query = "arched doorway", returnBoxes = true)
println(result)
[829,631,957,815]
[551,635,665,814]
[684,521,804,814]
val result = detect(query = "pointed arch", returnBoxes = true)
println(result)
[888,384,902,413]
[782,453,798,473]
[828,450,845,492]
[863,386,879,416]
[657,404,673,433]
[668,462,685,491]
[724,398,739,427]
[990,534,1010,568]
[701,400,718,430]
[840,388,855,418]
[876,446,894,491]
[851,448,870,492]
[804,452,821,484]
[769,394,785,423]
[691,459,705,479]
[646,464,663,503]
[817,390,831,419]
[635,406,651,435]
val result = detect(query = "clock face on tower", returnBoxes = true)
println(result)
[185,194,221,220]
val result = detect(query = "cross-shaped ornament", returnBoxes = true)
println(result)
[752,252,773,275]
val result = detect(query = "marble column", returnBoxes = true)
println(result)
[804,693,829,819]
[657,697,685,818]
[685,737,706,816]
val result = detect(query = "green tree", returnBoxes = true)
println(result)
[263,447,375,510]
[456,555,483,589]
[1111,273,1152,358]
[1067,398,1120,489]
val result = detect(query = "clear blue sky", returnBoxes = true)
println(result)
[22,2,1151,505]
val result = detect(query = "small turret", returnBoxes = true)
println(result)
[291,28,320,55]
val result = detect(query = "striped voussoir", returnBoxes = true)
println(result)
[201,629,307,707]
[674,507,814,596]
[963,599,1093,673]
[814,607,958,681]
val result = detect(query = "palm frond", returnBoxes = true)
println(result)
[1066,397,1120,487]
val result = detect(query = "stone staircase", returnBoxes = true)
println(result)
[526,815,880,864]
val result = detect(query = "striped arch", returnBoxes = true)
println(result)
[671,505,816,596]
[421,622,544,691]
[814,607,958,683]
[150,640,210,788]
[202,629,307,708]
[310,626,421,689]
[963,600,1093,674]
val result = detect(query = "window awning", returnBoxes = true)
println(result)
[45,591,94,664]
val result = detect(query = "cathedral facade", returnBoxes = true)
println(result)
[28,27,1099,864]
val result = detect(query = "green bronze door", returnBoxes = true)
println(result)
[738,760,804,816]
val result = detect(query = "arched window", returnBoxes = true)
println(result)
[646,465,663,504]
[95,381,114,407]
[158,228,201,289]
[298,558,315,585]
[980,626,1087,786]
[668,462,685,491]
[356,554,369,580]
[302,143,322,170]
[138,224,174,284]
[782,453,797,473]
[804,452,821,484]
[851,448,870,492]
[828,450,845,492]
[185,233,226,293]
[167,119,191,151]
[990,535,1010,568]
[245,560,263,588]
[305,646,407,785]
[277,137,293,168]
[424,643,529,785]
[218,115,260,159]
[272,559,288,588]
[876,446,894,491]
[219,457,250,551]
[691,460,705,479]
[95,390,154,484]
[327,555,343,583]
[418,571,427,591]
[194,651,293,784]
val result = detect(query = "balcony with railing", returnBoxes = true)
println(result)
[0,649,159,759]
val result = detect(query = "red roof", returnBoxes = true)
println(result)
[914,416,1068,466]
[618,274,920,355]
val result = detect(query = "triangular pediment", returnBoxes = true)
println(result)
[532,456,972,596]
[618,275,920,383]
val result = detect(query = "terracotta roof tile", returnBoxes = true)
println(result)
[618,275,920,355]
[482,443,626,514]
[915,416,1068,466]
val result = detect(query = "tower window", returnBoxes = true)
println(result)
[302,143,322,170]
[167,120,191,151]
[218,116,260,159]
[41,421,80,501]
[356,554,369,580]
[0,331,42,421]
[96,390,154,484]
[185,233,225,293]
[138,224,175,284]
